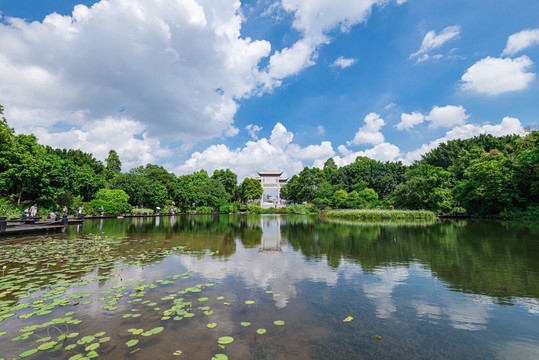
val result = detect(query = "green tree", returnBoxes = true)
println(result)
[144,163,176,198]
[240,178,263,202]
[105,149,122,180]
[211,169,238,199]
[455,152,520,215]
[90,188,131,214]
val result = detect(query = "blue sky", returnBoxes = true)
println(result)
[0,0,537,179]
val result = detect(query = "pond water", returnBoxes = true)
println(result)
[1,215,538,359]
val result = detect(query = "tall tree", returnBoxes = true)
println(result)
[240,178,263,202]
[105,149,122,180]
[211,169,237,199]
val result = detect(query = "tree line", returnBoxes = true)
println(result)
[1,104,537,218]
[0,105,263,215]
[280,130,538,218]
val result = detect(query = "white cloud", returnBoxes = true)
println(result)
[317,142,401,168]
[331,56,357,69]
[396,112,425,131]
[347,112,386,146]
[401,116,525,164]
[461,56,536,96]
[173,123,333,180]
[502,28,539,56]
[426,105,469,128]
[362,266,409,319]
[245,124,263,139]
[317,125,325,135]
[396,0,408,4]
[32,117,171,170]
[411,25,461,59]
[0,0,272,144]
[265,0,386,82]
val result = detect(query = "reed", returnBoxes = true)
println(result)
[321,209,436,221]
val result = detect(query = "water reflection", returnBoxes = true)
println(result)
[2,215,538,359]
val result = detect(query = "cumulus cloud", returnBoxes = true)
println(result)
[396,112,425,131]
[265,0,386,83]
[0,0,272,145]
[401,116,525,164]
[246,124,263,139]
[426,105,469,128]
[173,123,333,180]
[502,28,539,56]
[411,25,461,61]
[32,116,171,170]
[315,142,402,168]
[347,112,386,146]
[331,56,357,69]
[461,56,536,96]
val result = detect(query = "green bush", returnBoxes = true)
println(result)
[131,208,155,214]
[195,206,214,214]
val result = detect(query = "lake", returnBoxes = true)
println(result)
[1,215,538,359]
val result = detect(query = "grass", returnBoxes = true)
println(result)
[321,209,437,221]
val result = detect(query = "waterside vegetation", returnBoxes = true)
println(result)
[321,209,437,221]
[1,104,537,219]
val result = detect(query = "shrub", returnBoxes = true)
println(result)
[195,206,214,214]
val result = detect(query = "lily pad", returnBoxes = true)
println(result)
[126,339,139,347]
[241,322,251,327]
[273,320,285,326]
[212,355,228,360]
[19,349,39,357]
[245,300,255,305]
[207,323,217,329]
[256,328,267,335]
[217,336,234,345]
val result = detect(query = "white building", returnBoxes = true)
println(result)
[256,171,288,207]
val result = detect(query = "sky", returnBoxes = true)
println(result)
[0,0,538,180]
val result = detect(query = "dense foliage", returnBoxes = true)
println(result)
[280,132,538,218]
[0,104,537,218]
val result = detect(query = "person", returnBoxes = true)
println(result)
[100,205,104,216]
[24,208,29,217]
[78,206,83,217]
[30,204,37,217]
[63,206,67,215]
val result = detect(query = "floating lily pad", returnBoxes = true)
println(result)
[126,339,139,347]
[245,301,255,305]
[273,320,285,326]
[85,342,100,351]
[207,323,217,329]
[241,322,251,327]
[19,349,39,357]
[256,329,266,335]
[217,336,234,345]
[212,355,228,360]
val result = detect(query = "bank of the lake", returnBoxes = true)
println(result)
[321,209,437,221]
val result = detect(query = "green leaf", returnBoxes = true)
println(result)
[212,355,229,360]
[273,320,285,326]
[126,339,139,347]
[19,349,39,358]
[256,328,266,335]
[240,322,251,327]
[207,323,217,329]
[85,342,100,351]
[217,336,234,345]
